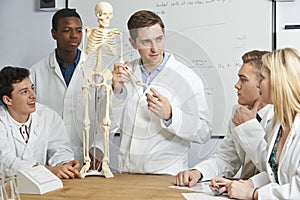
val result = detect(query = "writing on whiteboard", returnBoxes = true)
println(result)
[156,0,232,14]
[205,87,213,96]
[234,34,247,48]
[191,59,213,69]
[218,63,241,69]
[156,0,231,7]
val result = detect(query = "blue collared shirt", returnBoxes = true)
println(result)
[114,52,172,126]
[56,49,81,86]
[140,52,171,90]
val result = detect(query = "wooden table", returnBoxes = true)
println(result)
[20,173,190,199]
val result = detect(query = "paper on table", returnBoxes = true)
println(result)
[168,182,212,193]
[169,183,230,199]
[182,193,229,200]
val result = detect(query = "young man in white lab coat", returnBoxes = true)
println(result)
[30,9,93,165]
[110,10,212,175]
[0,66,81,179]
[175,50,274,186]
[212,48,300,200]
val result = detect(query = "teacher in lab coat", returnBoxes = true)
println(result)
[0,66,81,179]
[111,10,212,175]
[211,48,300,199]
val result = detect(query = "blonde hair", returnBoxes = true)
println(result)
[262,48,300,129]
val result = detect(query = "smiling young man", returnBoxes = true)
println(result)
[30,9,92,165]
[108,10,212,175]
[175,50,274,186]
[0,66,81,179]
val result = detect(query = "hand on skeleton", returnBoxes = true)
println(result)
[145,87,172,120]
[112,61,130,93]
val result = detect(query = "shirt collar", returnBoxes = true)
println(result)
[55,49,81,67]
[8,111,32,128]
[257,104,272,118]
[140,52,170,74]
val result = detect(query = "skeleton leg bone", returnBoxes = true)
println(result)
[79,68,91,178]
[95,69,114,178]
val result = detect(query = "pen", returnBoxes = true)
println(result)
[197,179,211,183]
[197,179,227,186]
[222,176,242,181]
[212,182,227,186]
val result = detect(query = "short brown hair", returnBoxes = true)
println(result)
[127,10,165,40]
[242,50,270,75]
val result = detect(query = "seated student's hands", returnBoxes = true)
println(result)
[209,177,232,195]
[47,160,81,179]
[112,61,130,94]
[175,169,202,187]
[88,147,104,172]
[146,87,172,120]
[225,179,255,200]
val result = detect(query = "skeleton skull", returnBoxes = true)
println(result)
[95,2,113,28]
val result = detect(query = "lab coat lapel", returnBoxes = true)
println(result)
[10,125,25,145]
[258,104,274,132]
[21,113,41,157]
[132,63,150,134]
[67,52,85,88]
[130,58,170,153]
[26,114,40,144]
[49,51,67,87]
[265,123,281,182]
[278,114,300,170]
[6,113,25,145]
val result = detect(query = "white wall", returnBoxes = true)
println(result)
[0,0,55,69]
[1,1,300,69]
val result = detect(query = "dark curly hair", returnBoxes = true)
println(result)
[0,66,30,105]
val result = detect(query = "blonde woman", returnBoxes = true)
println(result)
[211,48,300,199]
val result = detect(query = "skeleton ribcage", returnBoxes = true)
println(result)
[86,29,117,56]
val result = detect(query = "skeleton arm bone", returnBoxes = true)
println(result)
[122,65,148,89]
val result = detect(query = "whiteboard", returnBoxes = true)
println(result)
[276,1,300,50]
[70,0,273,137]
[277,29,300,50]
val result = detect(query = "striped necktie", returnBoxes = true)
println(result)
[19,124,30,143]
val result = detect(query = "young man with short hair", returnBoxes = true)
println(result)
[0,66,81,179]
[175,50,273,186]
[30,9,90,164]
[110,10,212,175]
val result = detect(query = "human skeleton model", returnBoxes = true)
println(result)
[79,2,123,178]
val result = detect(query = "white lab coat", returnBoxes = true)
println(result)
[193,104,274,180]
[0,103,74,170]
[249,113,300,200]
[231,104,275,176]
[30,50,96,164]
[112,54,212,175]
